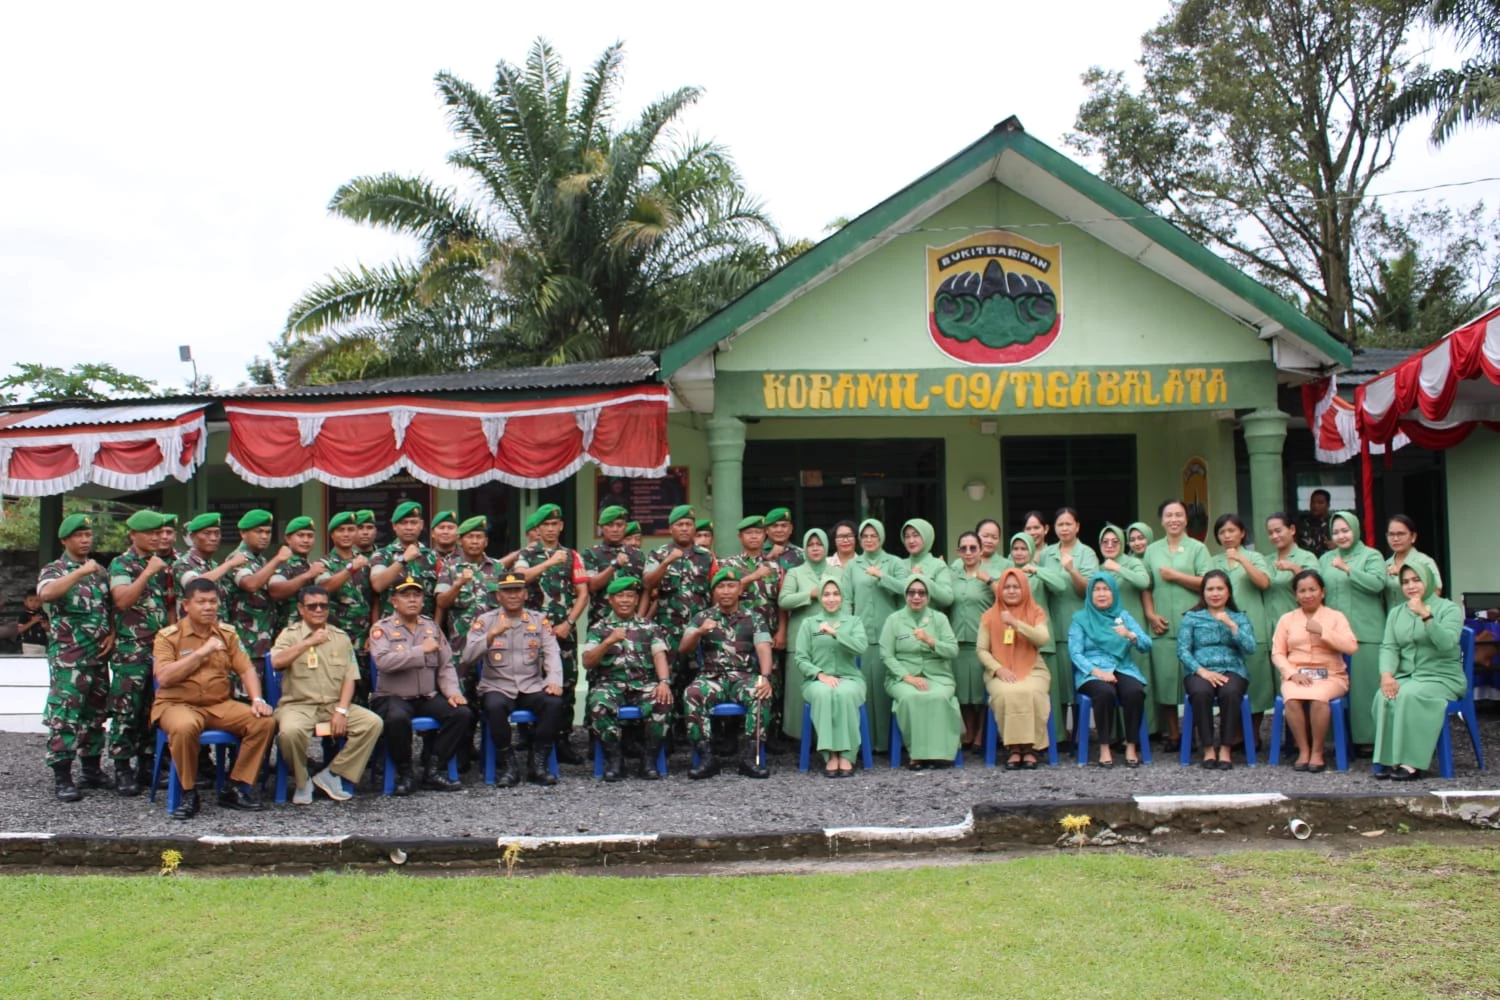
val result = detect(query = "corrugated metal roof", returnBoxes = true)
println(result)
[234,355,661,398]
[0,402,206,430]
[1342,347,1418,386]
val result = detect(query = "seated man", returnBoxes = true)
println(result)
[582,576,672,782]
[369,577,470,795]
[460,573,565,787]
[270,586,384,804]
[679,568,775,779]
[150,577,276,821]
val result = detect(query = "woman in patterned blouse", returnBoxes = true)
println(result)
[1177,570,1257,770]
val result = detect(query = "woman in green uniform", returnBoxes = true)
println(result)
[1100,522,1155,733]
[880,577,960,766]
[949,530,995,751]
[795,578,870,776]
[1373,561,1465,779]
[778,528,839,740]
[1143,499,1210,749]
[1022,511,1051,554]
[1383,515,1444,605]
[1039,508,1098,739]
[1319,511,1388,751]
[1208,514,1274,742]
[1007,532,1063,677]
[976,519,1008,580]
[900,519,954,609]
[842,519,908,752]
[1264,511,1320,626]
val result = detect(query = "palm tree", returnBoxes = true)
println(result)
[279,39,782,383]
[1389,0,1500,144]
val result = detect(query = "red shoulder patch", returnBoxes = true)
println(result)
[370,627,384,640]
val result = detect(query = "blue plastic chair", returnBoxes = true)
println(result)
[889,714,965,768]
[1179,692,1257,767]
[591,705,669,778]
[1268,653,1353,771]
[1074,693,1153,766]
[472,656,559,784]
[148,677,238,814]
[263,653,351,803]
[982,709,1060,767]
[690,703,755,769]
[369,656,459,795]
[1435,627,1486,778]
[798,700,875,771]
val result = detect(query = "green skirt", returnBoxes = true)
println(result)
[954,643,986,705]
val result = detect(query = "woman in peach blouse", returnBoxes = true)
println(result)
[1272,569,1360,772]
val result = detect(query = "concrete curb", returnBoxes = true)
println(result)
[1,791,1495,871]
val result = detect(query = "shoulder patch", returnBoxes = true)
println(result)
[370,626,384,640]
[470,618,486,631]
[159,624,180,637]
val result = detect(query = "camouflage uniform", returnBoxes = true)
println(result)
[515,542,589,721]
[768,541,806,575]
[439,555,503,654]
[719,553,781,638]
[583,614,670,744]
[683,606,772,743]
[580,540,645,629]
[37,555,111,767]
[317,550,373,651]
[270,552,311,633]
[370,541,445,619]
[645,543,718,646]
[106,548,169,762]
[173,548,227,612]
[228,545,277,694]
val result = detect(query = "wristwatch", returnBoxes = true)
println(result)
[334,706,349,716]
[252,697,267,706]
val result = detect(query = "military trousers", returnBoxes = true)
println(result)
[44,653,109,767]
[106,652,155,763]
[683,674,770,744]
[587,680,670,744]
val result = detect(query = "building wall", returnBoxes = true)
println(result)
[1444,432,1500,601]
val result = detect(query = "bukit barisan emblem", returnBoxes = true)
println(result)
[927,230,1062,365]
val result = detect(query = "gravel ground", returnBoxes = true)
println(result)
[2,713,1493,839]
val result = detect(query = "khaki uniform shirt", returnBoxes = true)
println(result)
[460,608,563,697]
[369,614,459,699]
[150,619,253,716]
[271,619,360,708]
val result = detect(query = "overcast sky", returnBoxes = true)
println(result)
[3,1,1494,390]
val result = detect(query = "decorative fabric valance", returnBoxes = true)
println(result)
[0,404,207,497]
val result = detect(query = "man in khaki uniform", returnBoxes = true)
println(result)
[151,577,276,820]
[270,585,383,804]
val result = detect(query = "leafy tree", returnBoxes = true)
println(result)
[0,362,158,404]
[0,497,131,553]
[277,39,782,385]
[1069,0,1423,345]
[1389,0,1500,143]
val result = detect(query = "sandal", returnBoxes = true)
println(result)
[1005,753,1022,771]
[1021,754,1038,770]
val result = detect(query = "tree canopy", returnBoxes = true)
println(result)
[0,362,158,405]
[1389,0,1500,143]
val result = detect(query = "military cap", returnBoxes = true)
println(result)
[668,504,695,525]
[710,567,741,589]
[393,575,424,593]
[391,501,422,523]
[737,515,766,532]
[237,509,273,531]
[431,509,457,527]
[58,513,92,539]
[598,504,629,526]
[185,512,221,533]
[354,509,375,525]
[524,503,563,533]
[327,511,355,531]
[765,507,792,525]
[625,521,641,535]
[458,515,487,536]
[495,572,527,589]
[124,510,167,532]
[161,513,179,526]
[284,516,315,535]
[695,519,713,532]
[606,576,643,595]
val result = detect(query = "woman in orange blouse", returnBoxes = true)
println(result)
[1272,569,1360,772]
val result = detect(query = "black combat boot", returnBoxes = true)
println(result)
[114,760,140,797]
[641,739,664,781]
[738,741,770,779]
[421,756,461,791]
[528,745,557,786]
[495,749,520,788]
[53,762,81,803]
[601,738,625,782]
[392,768,416,796]
[688,741,719,780]
[135,753,156,792]
[554,728,584,765]
[78,756,109,790]
[169,788,200,821]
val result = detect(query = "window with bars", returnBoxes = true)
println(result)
[1001,435,1136,538]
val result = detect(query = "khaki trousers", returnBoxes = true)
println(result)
[154,700,276,790]
[273,703,383,787]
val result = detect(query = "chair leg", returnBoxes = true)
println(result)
[149,729,167,803]
[593,737,605,779]
[858,705,874,771]
[383,744,397,795]
[482,718,496,786]
[1269,697,1284,766]
[889,717,902,769]
[1240,698,1257,767]
[1461,699,1486,771]
[1437,723,1455,780]
[798,703,812,772]
[953,742,964,768]
[1179,700,1194,766]
[1046,711,1059,766]
[1138,710,1152,765]
[166,760,181,815]
[1331,698,1350,773]
[984,713,997,767]
[275,758,289,804]
[1075,694,1092,766]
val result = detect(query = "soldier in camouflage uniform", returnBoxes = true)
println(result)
[429,509,460,576]
[316,511,374,703]
[354,509,378,556]
[624,521,643,550]
[173,513,248,615]
[694,519,715,551]
[679,568,775,779]
[106,509,172,795]
[643,504,718,715]
[582,577,672,781]
[370,501,448,620]
[719,515,787,741]
[515,503,590,762]
[269,516,326,634]
[228,509,291,693]
[762,507,803,740]
[36,514,113,802]
[581,505,645,631]
[435,515,503,769]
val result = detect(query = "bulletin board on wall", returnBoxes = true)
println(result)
[593,467,689,536]
[325,475,434,548]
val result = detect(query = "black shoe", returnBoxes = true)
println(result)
[421,757,462,792]
[169,788,200,821]
[738,742,770,779]
[1389,766,1422,781]
[217,783,262,811]
[1292,761,1310,772]
[528,746,557,787]
[78,756,109,790]
[602,740,625,783]
[1217,759,1233,771]
[393,770,416,796]
[114,761,140,797]
[1004,755,1022,771]
[554,733,584,766]
[1308,762,1327,774]
[52,762,81,803]
[688,742,719,780]
[135,755,156,791]
[495,749,520,788]
[1372,764,1390,780]
[1354,744,1374,760]
[1123,756,1140,769]
[641,741,664,781]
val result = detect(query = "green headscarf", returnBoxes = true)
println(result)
[1330,511,1367,553]
[1074,571,1132,661]
[1008,531,1036,566]
[1395,557,1439,601]
[1126,521,1156,550]
[857,517,885,546]
[803,528,830,570]
[812,576,851,621]
[1098,523,1125,551]
[902,518,935,560]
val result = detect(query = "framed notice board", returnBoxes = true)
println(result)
[326,475,434,548]
[594,467,689,536]
[215,499,270,550]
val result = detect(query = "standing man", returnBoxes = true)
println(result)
[430,510,460,575]
[624,521,644,550]
[228,509,291,673]
[582,506,645,630]
[694,519,715,552]
[174,513,248,613]
[1298,489,1334,554]
[460,573,565,786]
[515,503,590,762]
[719,515,785,739]
[643,505,718,713]
[269,516,326,633]
[582,577,672,782]
[106,509,172,796]
[18,592,49,656]
[354,509,379,556]
[764,507,806,573]
[37,514,113,802]
[437,516,504,651]
[156,514,180,620]
[317,512,373,657]
[678,569,775,779]
[369,501,446,621]
[368,577,470,794]
[152,578,276,820]
[270,586,383,805]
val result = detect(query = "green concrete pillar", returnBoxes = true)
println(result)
[1241,408,1289,546]
[706,413,746,557]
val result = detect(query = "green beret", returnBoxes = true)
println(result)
[625,521,642,535]
[695,519,713,532]
[161,513,179,526]
[354,509,375,525]
[237,509,273,531]
[432,509,457,527]
[391,501,422,523]
[284,516,315,535]
[737,515,766,532]
[458,515,487,536]
[185,513,221,533]
[58,514,92,540]
[710,567,740,589]
[327,512,356,531]
[765,507,792,525]
[606,575,643,595]
[523,503,563,533]
[598,505,629,526]
[124,510,167,532]
[668,504,695,525]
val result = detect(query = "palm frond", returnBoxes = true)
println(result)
[284,261,424,336]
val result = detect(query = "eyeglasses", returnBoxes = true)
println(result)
[301,602,329,611]
[834,533,855,540]
[958,544,979,552]
[908,589,929,597]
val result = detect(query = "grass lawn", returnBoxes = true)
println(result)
[1,845,1496,998]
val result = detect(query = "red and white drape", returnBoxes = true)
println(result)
[1301,376,1408,464]
[0,404,207,497]
[225,385,670,490]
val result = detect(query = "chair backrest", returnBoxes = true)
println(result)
[1461,626,1475,691]
[263,653,281,707]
